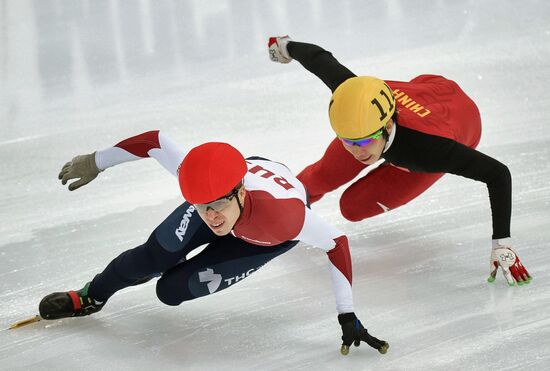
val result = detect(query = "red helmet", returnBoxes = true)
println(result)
[178,142,247,204]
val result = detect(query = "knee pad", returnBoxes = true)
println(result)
[155,277,186,306]
[339,166,444,222]
[340,192,384,222]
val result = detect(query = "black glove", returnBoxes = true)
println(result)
[338,312,389,355]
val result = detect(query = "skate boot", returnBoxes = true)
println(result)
[39,282,105,320]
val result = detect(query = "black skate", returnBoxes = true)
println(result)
[39,282,105,320]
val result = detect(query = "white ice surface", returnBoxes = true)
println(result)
[1,1,550,370]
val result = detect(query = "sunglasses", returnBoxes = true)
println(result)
[194,186,241,213]
[339,128,384,147]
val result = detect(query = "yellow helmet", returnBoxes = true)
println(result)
[329,76,396,139]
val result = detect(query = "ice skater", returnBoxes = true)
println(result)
[268,36,530,286]
[39,130,387,355]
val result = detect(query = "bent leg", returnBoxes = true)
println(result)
[340,165,444,221]
[156,237,297,306]
[89,202,217,302]
[297,138,366,203]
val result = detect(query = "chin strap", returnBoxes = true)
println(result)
[235,184,245,214]
[382,127,390,141]
[382,121,398,153]
[382,128,390,152]
[237,195,244,213]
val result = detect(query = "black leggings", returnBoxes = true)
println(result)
[88,202,297,305]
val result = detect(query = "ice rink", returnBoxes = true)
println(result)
[1,1,550,370]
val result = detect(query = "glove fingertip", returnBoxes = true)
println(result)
[378,342,389,354]
[69,181,83,191]
[503,272,516,286]
[340,344,350,356]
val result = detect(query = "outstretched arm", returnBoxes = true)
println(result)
[288,41,356,92]
[59,131,186,190]
[294,207,388,355]
[385,126,531,286]
[269,37,356,92]
[96,130,185,176]
[295,207,353,313]
[386,127,512,239]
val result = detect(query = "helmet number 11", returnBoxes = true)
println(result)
[371,87,395,121]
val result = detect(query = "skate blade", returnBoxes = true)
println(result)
[5,315,42,330]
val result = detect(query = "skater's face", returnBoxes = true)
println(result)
[340,120,393,165]
[197,186,246,236]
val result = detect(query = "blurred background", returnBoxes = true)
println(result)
[1,1,550,370]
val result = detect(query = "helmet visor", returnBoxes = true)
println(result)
[194,185,240,213]
[339,127,384,147]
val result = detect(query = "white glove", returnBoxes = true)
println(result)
[58,152,102,191]
[268,35,292,64]
[488,239,531,286]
